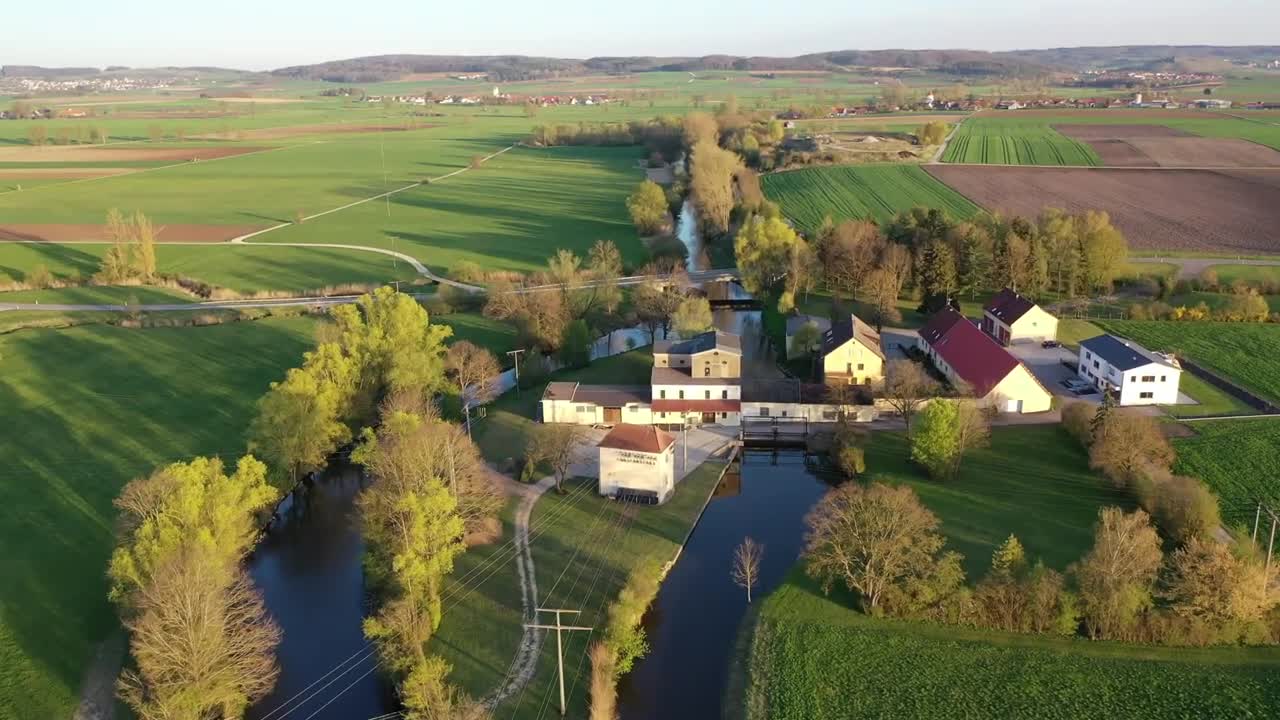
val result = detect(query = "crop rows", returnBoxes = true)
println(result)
[1172,419,1280,521]
[943,120,1100,166]
[761,165,979,234]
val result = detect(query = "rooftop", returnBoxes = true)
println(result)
[598,424,675,454]
[984,288,1040,325]
[822,314,885,359]
[541,382,651,406]
[653,330,742,356]
[918,308,1020,397]
[1080,335,1179,372]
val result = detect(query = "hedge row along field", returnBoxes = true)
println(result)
[1098,320,1280,405]
[744,573,1280,720]
[1173,418,1280,523]
[942,119,1100,166]
[761,165,979,235]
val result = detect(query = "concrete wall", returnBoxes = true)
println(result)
[741,402,877,423]
[599,445,675,503]
[652,382,740,403]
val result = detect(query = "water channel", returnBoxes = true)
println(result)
[675,199,709,273]
[246,465,394,720]
[617,451,833,720]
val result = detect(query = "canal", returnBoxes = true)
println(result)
[246,465,394,720]
[617,450,834,720]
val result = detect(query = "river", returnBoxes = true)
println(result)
[246,466,394,720]
[675,199,709,273]
[617,450,834,720]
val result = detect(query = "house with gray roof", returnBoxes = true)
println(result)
[1078,334,1181,406]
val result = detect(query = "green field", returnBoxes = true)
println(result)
[0,243,421,294]
[743,570,1280,720]
[761,165,980,235]
[942,117,1100,165]
[1208,264,1280,286]
[1173,418,1280,523]
[432,461,726,716]
[0,317,319,718]
[1099,320,1280,405]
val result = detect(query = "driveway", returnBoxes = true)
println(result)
[1006,341,1101,404]
[879,327,919,360]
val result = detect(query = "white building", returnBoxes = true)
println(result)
[1078,335,1181,406]
[540,383,652,425]
[650,331,743,426]
[597,425,676,504]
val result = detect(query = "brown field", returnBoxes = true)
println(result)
[1055,124,1280,167]
[926,166,1280,253]
[0,167,134,179]
[0,145,269,163]
[979,108,1212,119]
[212,97,304,104]
[0,224,268,243]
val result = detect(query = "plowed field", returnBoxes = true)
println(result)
[1055,124,1280,167]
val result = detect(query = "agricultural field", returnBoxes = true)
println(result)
[761,165,979,235]
[942,119,1099,165]
[742,571,1280,720]
[1054,124,1280,167]
[0,243,421,294]
[0,316,321,718]
[1173,418,1280,523]
[926,166,1280,254]
[1098,320,1280,405]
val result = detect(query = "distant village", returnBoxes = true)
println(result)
[0,74,181,96]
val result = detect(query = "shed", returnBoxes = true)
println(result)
[597,425,677,504]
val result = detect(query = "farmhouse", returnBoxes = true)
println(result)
[916,309,1053,414]
[981,288,1058,345]
[597,424,677,505]
[821,314,885,386]
[1078,334,1181,406]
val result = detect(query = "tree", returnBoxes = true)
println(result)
[820,220,885,300]
[792,320,824,377]
[588,239,624,314]
[1077,210,1127,292]
[118,550,280,720]
[250,343,357,489]
[526,424,588,493]
[98,208,135,283]
[671,296,713,338]
[27,125,47,146]
[445,341,502,435]
[334,286,452,406]
[485,278,570,351]
[1089,411,1174,486]
[626,180,668,235]
[132,210,157,279]
[1156,475,1221,545]
[732,537,763,603]
[804,483,958,613]
[1074,507,1163,640]
[399,655,490,720]
[1162,536,1275,628]
[1038,208,1081,296]
[918,121,948,146]
[911,400,989,480]
[689,140,742,234]
[682,111,718,147]
[864,268,900,331]
[632,276,683,343]
[781,237,819,313]
[882,360,940,436]
[559,319,593,368]
[735,214,799,300]
[916,240,957,299]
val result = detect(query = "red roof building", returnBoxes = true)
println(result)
[915,308,1053,413]
[597,424,676,454]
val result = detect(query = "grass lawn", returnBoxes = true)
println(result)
[0,285,194,305]
[761,165,979,235]
[0,316,319,718]
[471,349,655,466]
[0,243,422,294]
[1163,373,1254,418]
[1207,264,1280,286]
[1056,318,1104,349]
[865,426,1130,577]
[742,568,1280,720]
[1099,320,1280,405]
[432,460,726,716]
[436,311,519,358]
[1172,418,1280,524]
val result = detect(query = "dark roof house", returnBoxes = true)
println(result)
[653,330,741,356]
[983,288,1037,325]
[1079,335,1178,371]
[822,314,885,359]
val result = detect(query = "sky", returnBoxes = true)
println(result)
[5,0,1278,70]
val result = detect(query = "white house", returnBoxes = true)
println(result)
[597,424,676,504]
[1078,335,1181,406]
[540,383,652,425]
[981,288,1058,345]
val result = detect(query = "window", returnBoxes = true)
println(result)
[1131,375,1137,382]
[1093,360,1100,369]
[659,390,666,399]
[1160,375,1167,382]
[704,390,711,400]
[823,410,839,420]
[720,412,727,419]
[1141,375,1155,382]
[1139,392,1154,399]
[678,390,685,400]
[759,407,771,416]
[857,363,865,371]
[722,390,728,399]
[846,362,852,374]
[704,366,711,377]
[577,405,592,413]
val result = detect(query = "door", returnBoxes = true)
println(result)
[701,412,716,424]
[1006,398,1022,413]
[603,407,622,424]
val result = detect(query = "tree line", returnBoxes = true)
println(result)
[109,287,503,719]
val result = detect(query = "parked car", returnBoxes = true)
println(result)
[1042,340,1061,349]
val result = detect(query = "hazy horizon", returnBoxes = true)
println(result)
[5,0,1278,71]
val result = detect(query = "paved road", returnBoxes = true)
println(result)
[1130,256,1280,280]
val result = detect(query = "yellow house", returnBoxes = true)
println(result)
[821,315,885,387]
[982,288,1058,345]
[917,308,1053,414]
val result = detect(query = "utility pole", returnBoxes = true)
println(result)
[523,608,592,716]
[1265,510,1277,592]
[507,348,525,398]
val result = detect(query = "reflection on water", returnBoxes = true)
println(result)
[617,451,835,720]
[675,199,708,272]
[246,466,394,720]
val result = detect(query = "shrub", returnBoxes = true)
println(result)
[1155,475,1222,545]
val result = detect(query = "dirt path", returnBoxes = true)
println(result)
[485,475,557,708]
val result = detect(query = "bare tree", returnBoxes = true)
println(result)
[883,359,940,436]
[445,341,502,435]
[1073,507,1163,641]
[526,424,589,493]
[732,537,764,603]
[119,550,280,720]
